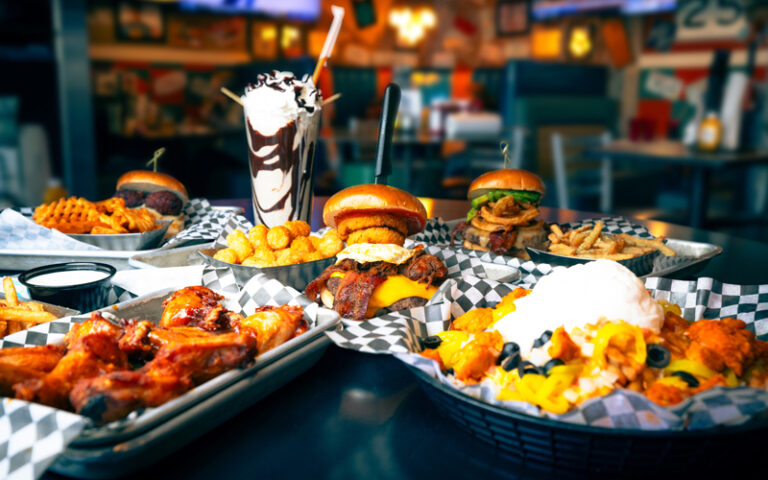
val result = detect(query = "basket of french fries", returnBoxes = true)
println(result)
[0,277,64,338]
[526,220,677,276]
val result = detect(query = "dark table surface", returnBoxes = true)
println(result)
[42,198,768,480]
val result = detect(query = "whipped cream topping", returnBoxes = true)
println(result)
[494,259,665,354]
[242,71,322,136]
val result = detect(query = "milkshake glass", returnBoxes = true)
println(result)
[242,71,321,227]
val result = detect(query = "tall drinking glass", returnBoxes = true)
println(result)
[242,72,321,227]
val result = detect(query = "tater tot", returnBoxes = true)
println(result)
[267,226,292,250]
[274,248,303,266]
[248,224,269,249]
[249,247,275,264]
[290,236,315,255]
[318,229,344,258]
[302,251,323,262]
[309,236,322,250]
[242,256,274,268]
[213,248,238,264]
[226,229,254,263]
[284,220,311,238]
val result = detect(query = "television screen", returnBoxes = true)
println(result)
[180,0,320,21]
[532,0,675,19]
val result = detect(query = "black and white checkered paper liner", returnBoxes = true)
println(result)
[0,272,328,479]
[8,199,238,251]
[326,271,768,431]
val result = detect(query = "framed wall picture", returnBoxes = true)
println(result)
[496,0,530,36]
[116,3,165,43]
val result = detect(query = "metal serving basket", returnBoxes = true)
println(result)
[408,366,768,476]
[68,220,171,251]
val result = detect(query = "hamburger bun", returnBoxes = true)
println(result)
[468,169,545,199]
[117,170,189,205]
[323,184,427,245]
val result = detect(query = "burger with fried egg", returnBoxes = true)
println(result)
[452,169,547,260]
[305,243,447,320]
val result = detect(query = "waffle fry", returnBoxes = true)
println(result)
[547,221,677,259]
[33,196,159,234]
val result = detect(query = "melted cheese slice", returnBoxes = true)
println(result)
[366,275,437,317]
[328,271,438,317]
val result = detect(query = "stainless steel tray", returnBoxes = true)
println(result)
[49,334,330,479]
[129,242,214,269]
[62,287,340,447]
[68,220,171,251]
[443,219,722,280]
[0,249,143,272]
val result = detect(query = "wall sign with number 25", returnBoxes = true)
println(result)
[676,0,748,42]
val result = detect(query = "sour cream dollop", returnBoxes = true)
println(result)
[494,259,664,354]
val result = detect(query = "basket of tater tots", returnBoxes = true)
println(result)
[199,219,344,289]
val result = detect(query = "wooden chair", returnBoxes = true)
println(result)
[550,131,612,213]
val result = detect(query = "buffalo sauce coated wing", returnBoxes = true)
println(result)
[232,305,305,353]
[159,286,242,332]
[2,286,306,423]
[14,314,129,410]
[70,332,257,423]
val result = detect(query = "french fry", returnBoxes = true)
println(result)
[577,221,603,252]
[550,224,564,238]
[0,307,56,323]
[2,277,18,307]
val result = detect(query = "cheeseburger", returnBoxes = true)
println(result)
[114,170,188,237]
[305,243,447,320]
[322,184,427,246]
[452,169,547,259]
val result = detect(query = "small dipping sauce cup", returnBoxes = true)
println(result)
[19,262,116,313]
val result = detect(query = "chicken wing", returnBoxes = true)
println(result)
[159,286,242,332]
[70,332,257,423]
[232,305,305,353]
[15,332,129,410]
[0,344,65,396]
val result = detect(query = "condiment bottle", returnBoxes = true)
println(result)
[43,177,67,203]
[697,111,722,151]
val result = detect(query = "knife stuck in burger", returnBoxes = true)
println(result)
[306,183,448,320]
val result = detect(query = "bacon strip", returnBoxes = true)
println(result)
[332,272,386,320]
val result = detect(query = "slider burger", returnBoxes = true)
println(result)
[322,183,427,246]
[113,170,188,237]
[305,243,447,320]
[452,169,547,260]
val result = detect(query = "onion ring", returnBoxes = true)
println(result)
[479,205,539,226]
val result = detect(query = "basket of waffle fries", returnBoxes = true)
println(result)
[32,196,171,250]
[0,277,73,338]
[526,220,677,276]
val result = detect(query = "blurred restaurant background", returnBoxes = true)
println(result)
[1,0,768,240]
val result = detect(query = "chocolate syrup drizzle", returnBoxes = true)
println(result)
[245,71,319,114]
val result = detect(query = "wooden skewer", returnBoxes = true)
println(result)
[323,92,342,105]
[220,87,243,106]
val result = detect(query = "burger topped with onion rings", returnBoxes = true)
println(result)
[451,169,548,259]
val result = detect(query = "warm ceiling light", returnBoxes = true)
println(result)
[568,26,593,59]
[389,6,437,46]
